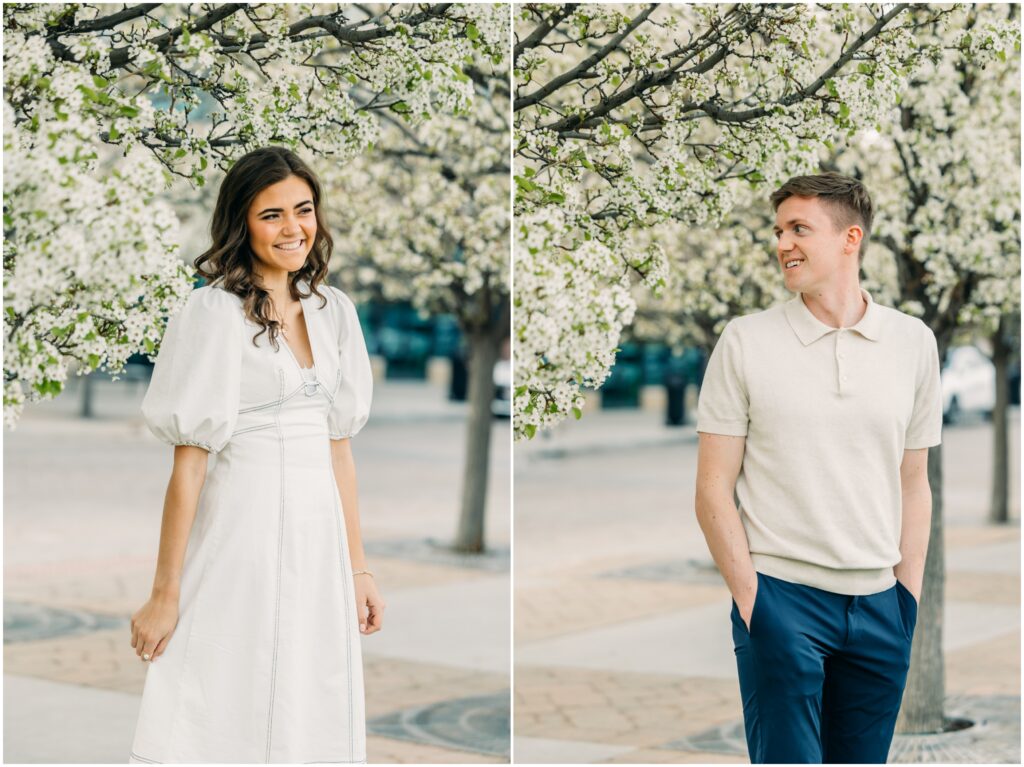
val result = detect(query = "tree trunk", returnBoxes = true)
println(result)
[80,372,95,418]
[990,316,1010,523]
[453,329,500,552]
[897,442,946,733]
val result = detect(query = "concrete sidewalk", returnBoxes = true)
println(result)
[514,409,1020,763]
[4,382,511,763]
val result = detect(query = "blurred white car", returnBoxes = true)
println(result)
[941,345,995,424]
[492,358,511,417]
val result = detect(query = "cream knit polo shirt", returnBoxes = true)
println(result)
[696,288,943,595]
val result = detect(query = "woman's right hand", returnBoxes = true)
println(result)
[130,594,179,663]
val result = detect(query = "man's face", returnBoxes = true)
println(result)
[772,195,856,294]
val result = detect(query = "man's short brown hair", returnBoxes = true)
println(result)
[770,172,874,263]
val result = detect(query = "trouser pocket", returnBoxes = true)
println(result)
[894,579,918,641]
[730,571,763,636]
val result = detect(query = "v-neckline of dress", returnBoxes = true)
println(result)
[280,294,318,374]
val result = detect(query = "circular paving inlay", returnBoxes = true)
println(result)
[600,558,724,584]
[661,695,1019,763]
[889,695,1020,763]
[3,601,124,643]
[365,537,510,572]
[368,690,510,757]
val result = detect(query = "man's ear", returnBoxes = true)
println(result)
[845,224,864,255]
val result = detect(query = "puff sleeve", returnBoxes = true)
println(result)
[327,288,373,439]
[141,286,244,453]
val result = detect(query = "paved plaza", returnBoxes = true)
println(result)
[514,408,1021,764]
[4,374,511,763]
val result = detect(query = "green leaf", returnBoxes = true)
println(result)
[515,175,538,192]
[572,407,582,420]
[465,23,479,40]
[524,423,537,439]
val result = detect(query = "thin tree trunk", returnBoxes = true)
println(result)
[81,373,94,418]
[453,329,500,552]
[897,442,946,733]
[990,316,1010,523]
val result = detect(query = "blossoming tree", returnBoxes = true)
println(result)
[513,2,947,439]
[4,2,507,427]
[319,23,510,553]
[610,3,1020,734]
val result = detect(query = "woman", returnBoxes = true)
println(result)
[128,146,384,764]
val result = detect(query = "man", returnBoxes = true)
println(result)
[694,172,942,764]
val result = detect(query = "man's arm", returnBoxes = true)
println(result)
[894,447,931,602]
[695,432,758,627]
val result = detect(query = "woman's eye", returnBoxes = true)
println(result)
[795,225,806,233]
[300,208,313,215]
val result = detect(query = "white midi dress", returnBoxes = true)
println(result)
[128,279,372,764]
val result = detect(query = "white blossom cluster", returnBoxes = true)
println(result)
[4,3,508,426]
[321,104,509,324]
[630,185,790,351]
[513,3,935,438]
[835,5,1021,340]
[593,4,1019,399]
[3,102,193,426]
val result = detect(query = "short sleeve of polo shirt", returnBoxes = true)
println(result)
[904,322,943,449]
[696,321,749,437]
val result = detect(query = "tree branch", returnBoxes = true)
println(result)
[514,3,579,61]
[515,4,657,111]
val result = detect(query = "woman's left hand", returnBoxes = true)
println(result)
[354,572,385,635]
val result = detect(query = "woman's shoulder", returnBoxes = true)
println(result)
[317,283,356,311]
[179,284,244,324]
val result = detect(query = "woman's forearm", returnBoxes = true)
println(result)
[151,445,208,600]
[330,438,366,571]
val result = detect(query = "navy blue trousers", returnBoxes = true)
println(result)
[731,571,919,764]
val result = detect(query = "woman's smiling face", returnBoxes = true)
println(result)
[246,174,318,278]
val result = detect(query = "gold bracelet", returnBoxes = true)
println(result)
[352,569,374,578]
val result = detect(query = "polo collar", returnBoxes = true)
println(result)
[784,288,882,346]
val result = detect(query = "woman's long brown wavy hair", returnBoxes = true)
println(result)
[195,146,333,351]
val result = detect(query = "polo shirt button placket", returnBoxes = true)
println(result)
[836,330,845,395]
